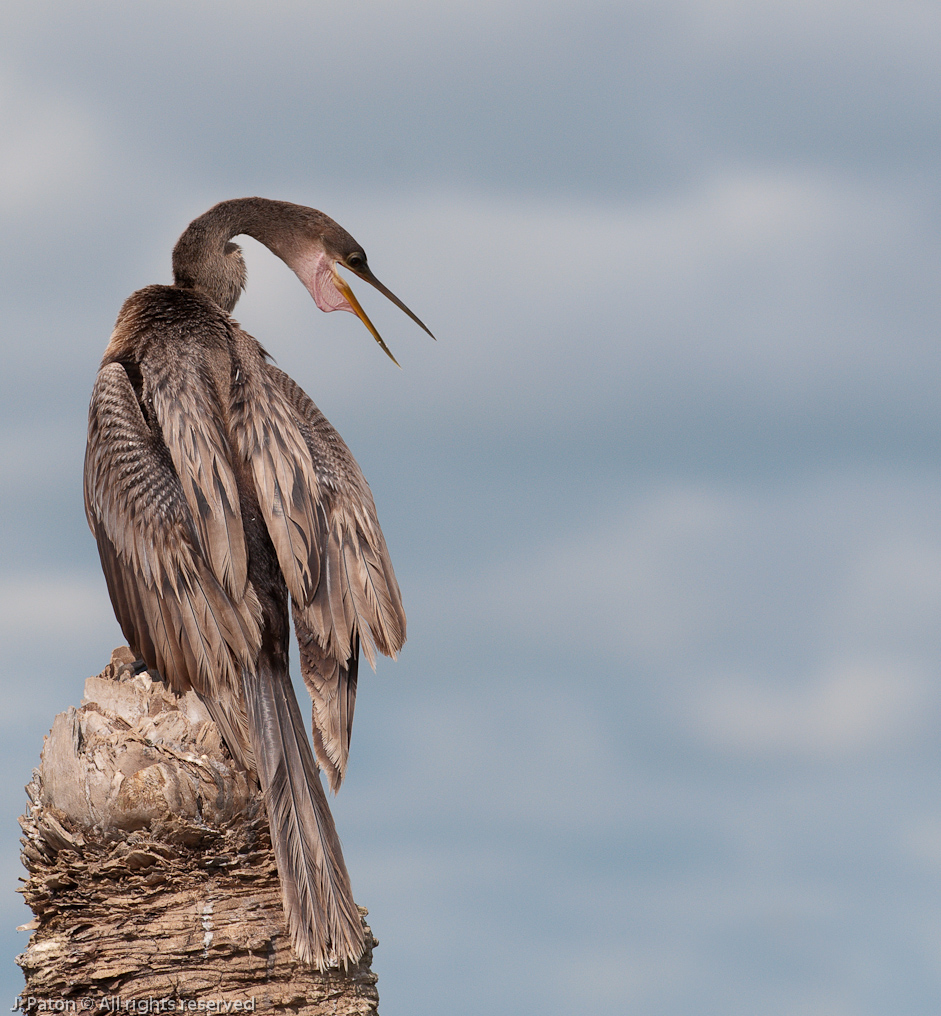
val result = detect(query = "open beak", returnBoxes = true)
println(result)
[334,262,436,367]
[332,269,401,366]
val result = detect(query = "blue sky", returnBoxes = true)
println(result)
[2,2,941,1013]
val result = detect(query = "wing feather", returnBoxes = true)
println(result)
[147,359,248,600]
[228,361,321,606]
[85,362,260,769]
[294,611,360,793]
[262,363,406,788]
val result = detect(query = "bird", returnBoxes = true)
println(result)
[83,197,433,968]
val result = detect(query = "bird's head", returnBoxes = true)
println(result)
[291,222,435,367]
[173,198,434,363]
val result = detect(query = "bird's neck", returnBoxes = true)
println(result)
[171,198,328,313]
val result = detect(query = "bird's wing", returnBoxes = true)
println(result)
[264,363,406,791]
[294,621,360,794]
[147,353,248,601]
[228,360,322,608]
[84,361,262,769]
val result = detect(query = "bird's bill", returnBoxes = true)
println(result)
[347,264,437,342]
[332,269,402,366]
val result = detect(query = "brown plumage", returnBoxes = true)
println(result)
[84,197,432,968]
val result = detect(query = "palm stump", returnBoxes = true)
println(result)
[17,647,379,1014]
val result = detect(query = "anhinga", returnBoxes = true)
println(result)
[84,197,432,968]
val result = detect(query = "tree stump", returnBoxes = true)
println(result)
[16,647,379,1014]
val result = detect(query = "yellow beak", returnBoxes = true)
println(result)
[333,268,402,367]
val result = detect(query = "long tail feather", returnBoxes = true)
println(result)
[242,656,364,968]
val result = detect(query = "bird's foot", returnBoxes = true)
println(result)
[114,657,150,680]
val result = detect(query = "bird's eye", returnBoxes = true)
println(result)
[346,252,366,268]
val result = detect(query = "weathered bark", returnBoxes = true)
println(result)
[16,648,379,1013]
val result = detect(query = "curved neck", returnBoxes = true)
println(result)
[171,198,333,313]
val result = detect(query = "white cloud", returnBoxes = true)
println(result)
[690,661,930,757]
[0,421,84,489]
[409,470,941,758]
[415,476,866,652]
[0,71,100,219]
[835,536,941,650]
[0,573,114,647]
[546,942,692,1010]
